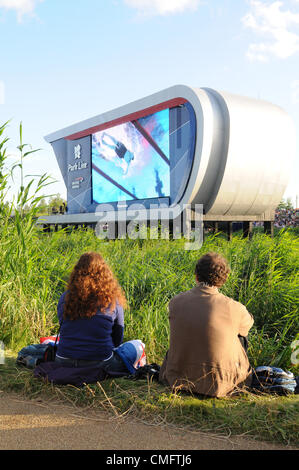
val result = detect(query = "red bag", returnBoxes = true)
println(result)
[40,336,60,345]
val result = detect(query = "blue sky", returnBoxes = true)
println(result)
[0,0,298,205]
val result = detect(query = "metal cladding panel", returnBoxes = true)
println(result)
[203,90,296,216]
[66,136,92,214]
[186,88,229,211]
[50,139,68,187]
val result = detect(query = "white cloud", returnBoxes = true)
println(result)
[242,1,299,61]
[124,0,202,16]
[0,0,43,21]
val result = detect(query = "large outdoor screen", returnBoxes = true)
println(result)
[92,108,170,204]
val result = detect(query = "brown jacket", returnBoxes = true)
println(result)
[159,284,254,397]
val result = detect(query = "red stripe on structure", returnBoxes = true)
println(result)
[66,98,187,141]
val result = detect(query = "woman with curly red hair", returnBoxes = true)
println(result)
[55,252,144,374]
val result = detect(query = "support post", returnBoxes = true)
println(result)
[243,221,253,239]
[168,219,174,240]
[213,221,219,234]
[264,221,274,237]
[113,222,118,240]
[227,222,233,241]
[202,222,206,244]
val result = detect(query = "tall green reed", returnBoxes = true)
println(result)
[0,121,56,347]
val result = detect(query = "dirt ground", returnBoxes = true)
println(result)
[0,392,297,451]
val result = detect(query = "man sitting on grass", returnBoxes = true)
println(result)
[159,252,254,397]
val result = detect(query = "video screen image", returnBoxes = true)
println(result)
[92,108,170,204]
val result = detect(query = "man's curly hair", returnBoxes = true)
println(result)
[195,252,230,288]
[63,252,127,320]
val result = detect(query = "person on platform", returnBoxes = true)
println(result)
[159,252,254,397]
[55,252,145,375]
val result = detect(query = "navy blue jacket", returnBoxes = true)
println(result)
[56,291,124,361]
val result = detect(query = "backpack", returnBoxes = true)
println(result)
[43,343,58,362]
[251,366,297,395]
[42,324,61,363]
[127,363,161,381]
[16,327,61,369]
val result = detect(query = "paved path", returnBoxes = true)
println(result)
[0,392,297,451]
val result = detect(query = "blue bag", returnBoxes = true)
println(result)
[251,366,297,395]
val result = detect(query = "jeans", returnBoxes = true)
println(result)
[55,351,128,374]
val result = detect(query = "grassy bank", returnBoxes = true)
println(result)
[1,352,298,446]
[0,229,298,446]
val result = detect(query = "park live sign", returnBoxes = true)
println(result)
[68,144,89,172]
[44,84,296,220]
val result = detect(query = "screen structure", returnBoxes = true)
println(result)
[91,103,196,206]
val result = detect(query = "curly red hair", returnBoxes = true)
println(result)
[63,252,127,320]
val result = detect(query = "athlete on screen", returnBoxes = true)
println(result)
[95,132,134,175]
